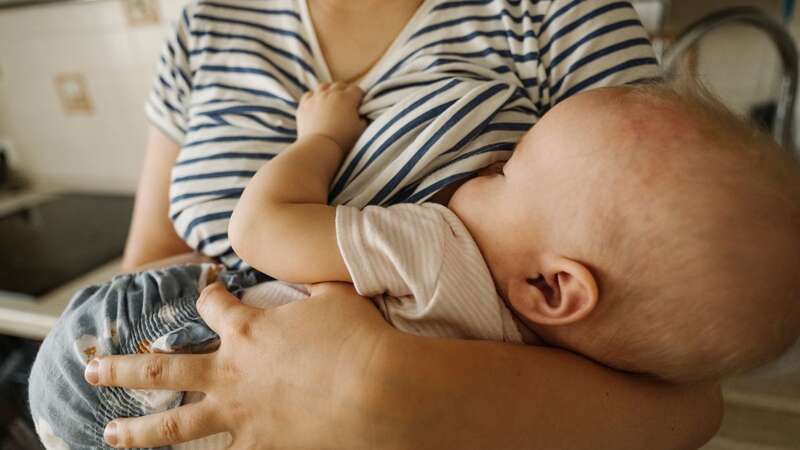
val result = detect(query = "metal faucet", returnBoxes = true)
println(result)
[662,7,799,153]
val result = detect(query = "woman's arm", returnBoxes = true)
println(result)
[121,126,195,272]
[87,283,722,450]
[229,82,365,283]
[367,330,722,450]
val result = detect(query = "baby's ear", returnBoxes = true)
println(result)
[507,257,598,326]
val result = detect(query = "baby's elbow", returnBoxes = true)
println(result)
[229,203,281,277]
[228,206,250,262]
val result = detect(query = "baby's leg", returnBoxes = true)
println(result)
[28,263,220,450]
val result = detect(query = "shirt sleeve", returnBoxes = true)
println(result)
[532,0,662,108]
[144,4,194,144]
[335,204,449,300]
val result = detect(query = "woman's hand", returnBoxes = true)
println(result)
[84,281,722,450]
[84,282,392,449]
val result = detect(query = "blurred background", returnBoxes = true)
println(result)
[0,0,798,449]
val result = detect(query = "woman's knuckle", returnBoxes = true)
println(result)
[100,359,117,384]
[159,416,183,442]
[233,321,252,339]
[219,360,241,382]
[227,316,252,339]
[143,358,165,382]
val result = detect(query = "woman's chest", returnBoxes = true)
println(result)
[168,0,545,256]
[173,0,546,184]
[308,0,424,84]
[182,0,545,123]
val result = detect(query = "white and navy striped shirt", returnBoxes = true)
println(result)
[145,0,660,270]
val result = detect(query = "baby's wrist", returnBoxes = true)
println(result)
[298,133,345,153]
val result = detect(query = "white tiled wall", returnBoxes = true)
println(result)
[0,0,188,193]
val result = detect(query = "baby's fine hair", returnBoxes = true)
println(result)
[581,75,800,383]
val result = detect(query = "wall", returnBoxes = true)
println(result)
[0,0,186,193]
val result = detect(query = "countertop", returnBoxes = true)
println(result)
[0,259,120,340]
[0,189,124,340]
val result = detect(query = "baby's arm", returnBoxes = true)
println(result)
[229,82,366,284]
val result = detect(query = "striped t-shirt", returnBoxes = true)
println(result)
[145,0,660,270]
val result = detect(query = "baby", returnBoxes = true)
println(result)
[29,79,800,450]
[230,79,800,383]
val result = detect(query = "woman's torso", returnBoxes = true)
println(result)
[148,0,658,269]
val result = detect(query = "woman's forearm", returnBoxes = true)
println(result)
[366,333,723,450]
[86,284,720,449]
[121,126,193,273]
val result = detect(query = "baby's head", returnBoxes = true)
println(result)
[450,80,800,383]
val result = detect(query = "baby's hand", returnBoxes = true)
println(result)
[297,82,367,151]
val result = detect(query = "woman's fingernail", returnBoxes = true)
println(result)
[85,359,99,385]
[104,421,118,446]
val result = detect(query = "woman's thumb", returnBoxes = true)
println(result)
[196,282,246,332]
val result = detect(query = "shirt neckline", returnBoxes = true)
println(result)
[298,0,432,90]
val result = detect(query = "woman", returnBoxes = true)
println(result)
[92,0,722,448]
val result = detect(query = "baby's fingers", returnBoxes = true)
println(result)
[103,401,228,448]
[345,83,365,99]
